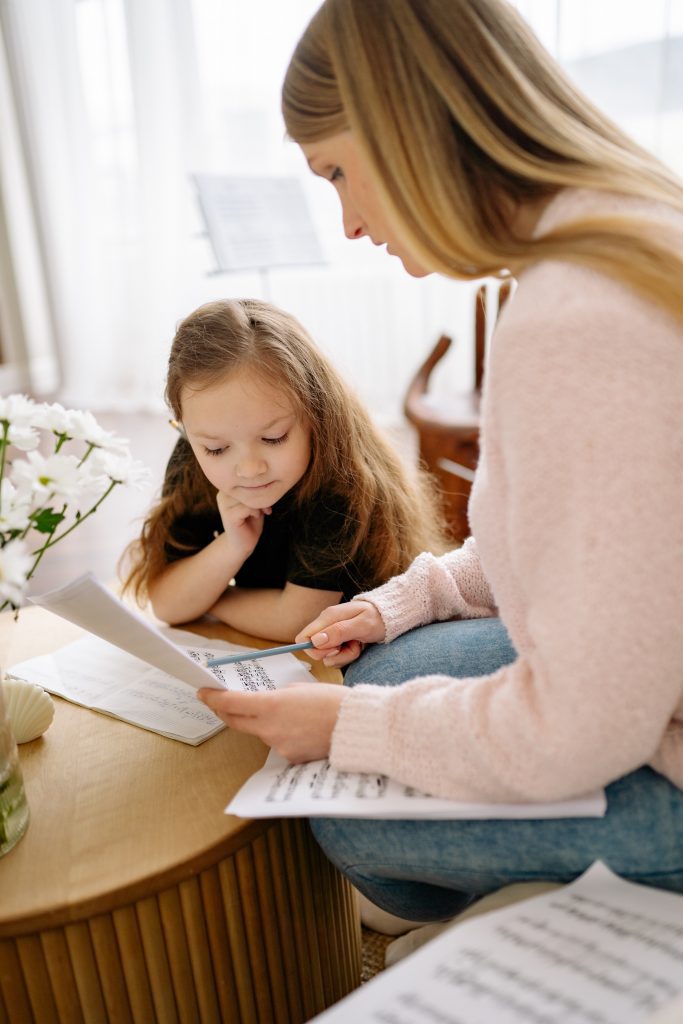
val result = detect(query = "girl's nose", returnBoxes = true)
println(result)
[236,455,267,479]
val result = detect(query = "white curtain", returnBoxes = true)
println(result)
[514,0,683,172]
[0,7,61,394]
[0,0,681,417]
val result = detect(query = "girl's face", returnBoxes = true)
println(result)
[181,367,311,509]
[301,131,429,278]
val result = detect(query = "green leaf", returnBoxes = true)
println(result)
[30,508,66,534]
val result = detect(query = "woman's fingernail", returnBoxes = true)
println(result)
[313,631,328,645]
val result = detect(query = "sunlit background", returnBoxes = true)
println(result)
[1,0,682,423]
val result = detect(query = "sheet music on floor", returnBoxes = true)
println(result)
[226,750,607,820]
[312,862,683,1024]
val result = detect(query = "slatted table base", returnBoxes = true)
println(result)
[0,819,361,1024]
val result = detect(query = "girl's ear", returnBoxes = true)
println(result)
[169,418,188,439]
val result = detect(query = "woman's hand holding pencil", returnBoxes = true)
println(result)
[295,599,385,668]
[196,599,388,761]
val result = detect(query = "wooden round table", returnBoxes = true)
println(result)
[0,608,361,1023]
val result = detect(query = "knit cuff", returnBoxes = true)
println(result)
[352,582,420,644]
[329,685,393,775]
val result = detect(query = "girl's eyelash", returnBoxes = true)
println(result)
[202,433,288,455]
[330,167,343,182]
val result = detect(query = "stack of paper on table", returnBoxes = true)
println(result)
[6,573,311,745]
[310,861,683,1024]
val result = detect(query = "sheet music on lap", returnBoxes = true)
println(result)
[227,750,607,820]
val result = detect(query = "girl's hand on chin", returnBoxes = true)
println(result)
[216,491,271,554]
[198,682,346,763]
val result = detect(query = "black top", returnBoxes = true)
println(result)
[163,442,368,601]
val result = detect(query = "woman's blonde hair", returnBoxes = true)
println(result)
[282,0,683,321]
[122,298,447,601]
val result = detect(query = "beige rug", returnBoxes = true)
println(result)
[360,927,393,983]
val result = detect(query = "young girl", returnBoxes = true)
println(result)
[124,297,446,640]
[199,0,683,927]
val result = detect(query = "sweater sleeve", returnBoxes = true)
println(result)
[353,537,497,642]
[331,259,683,803]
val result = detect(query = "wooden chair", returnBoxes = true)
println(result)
[404,281,511,542]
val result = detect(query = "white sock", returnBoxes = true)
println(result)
[385,920,455,966]
[356,890,427,936]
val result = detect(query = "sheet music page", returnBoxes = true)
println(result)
[226,750,607,820]
[28,572,240,690]
[8,633,311,745]
[312,862,683,1024]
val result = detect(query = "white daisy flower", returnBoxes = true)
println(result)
[89,449,150,488]
[0,394,38,426]
[32,401,71,434]
[7,424,40,451]
[0,479,32,533]
[10,451,87,502]
[75,461,114,502]
[0,395,149,602]
[63,409,131,453]
[0,539,32,607]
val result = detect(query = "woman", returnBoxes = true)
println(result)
[200,0,683,922]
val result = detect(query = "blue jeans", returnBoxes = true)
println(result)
[311,618,683,921]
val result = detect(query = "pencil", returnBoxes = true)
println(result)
[204,640,315,668]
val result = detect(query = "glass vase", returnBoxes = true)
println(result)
[0,674,30,857]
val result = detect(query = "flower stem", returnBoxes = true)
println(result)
[77,442,96,468]
[26,502,67,578]
[27,480,119,580]
[0,420,9,516]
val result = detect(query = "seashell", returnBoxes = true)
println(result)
[2,677,55,743]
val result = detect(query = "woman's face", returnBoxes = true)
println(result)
[301,131,430,278]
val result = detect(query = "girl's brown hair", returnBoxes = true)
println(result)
[122,298,447,601]
[282,0,683,321]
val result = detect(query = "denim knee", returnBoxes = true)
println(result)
[345,616,516,688]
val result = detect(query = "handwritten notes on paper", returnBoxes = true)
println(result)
[226,750,607,820]
[8,632,311,745]
[312,863,683,1024]
[26,572,227,690]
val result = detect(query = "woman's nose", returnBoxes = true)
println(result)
[341,197,366,240]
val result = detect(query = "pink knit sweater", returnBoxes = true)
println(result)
[330,188,683,803]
